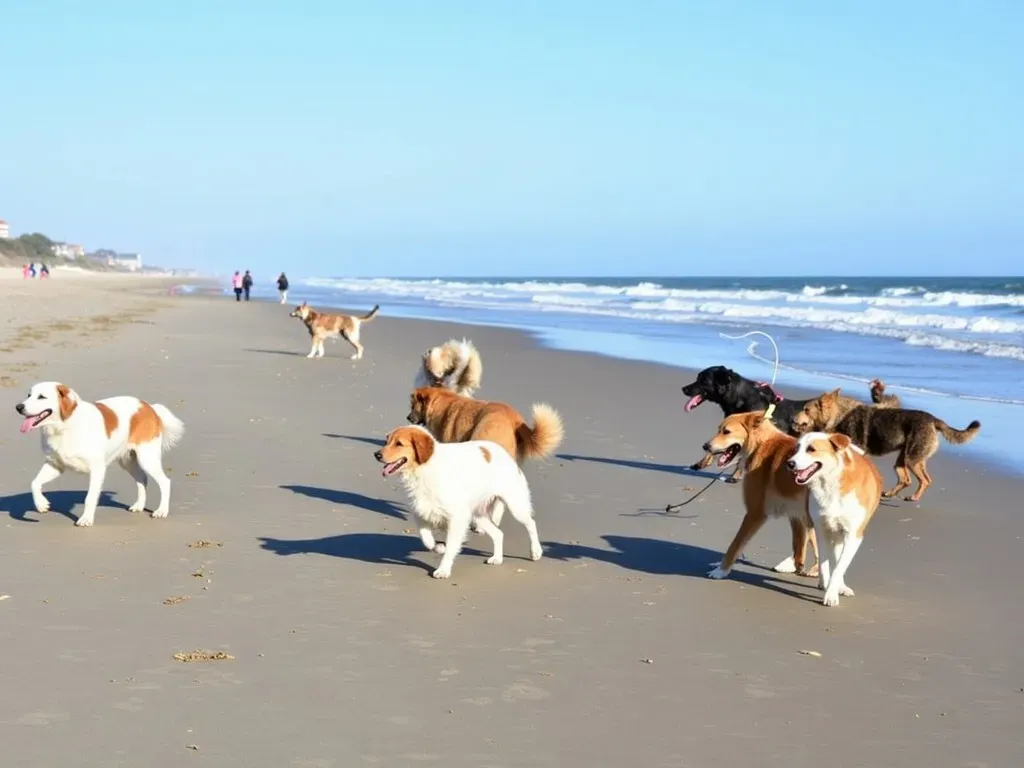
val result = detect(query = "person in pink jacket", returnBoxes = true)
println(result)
[231,271,243,301]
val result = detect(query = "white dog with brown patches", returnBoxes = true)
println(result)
[15,382,185,527]
[374,425,542,579]
[787,432,883,607]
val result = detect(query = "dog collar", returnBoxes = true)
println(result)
[756,381,784,403]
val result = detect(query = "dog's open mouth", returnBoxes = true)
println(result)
[714,443,741,467]
[19,409,52,434]
[380,457,407,477]
[684,393,704,412]
[793,462,821,485]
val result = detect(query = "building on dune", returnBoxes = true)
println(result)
[0,219,10,239]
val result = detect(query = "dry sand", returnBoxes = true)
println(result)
[0,281,1021,767]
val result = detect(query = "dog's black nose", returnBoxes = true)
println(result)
[373,450,383,461]
[702,442,711,452]
[15,403,25,414]
[786,459,796,470]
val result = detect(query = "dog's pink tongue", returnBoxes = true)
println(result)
[685,395,703,412]
[19,417,34,434]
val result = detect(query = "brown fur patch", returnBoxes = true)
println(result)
[95,402,119,437]
[56,383,77,421]
[128,402,163,445]
[479,445,492,462]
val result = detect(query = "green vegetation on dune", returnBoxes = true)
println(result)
[0,233,100,269]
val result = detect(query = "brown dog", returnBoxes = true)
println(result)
[791,388,981,502]
[407,387,564,464]
[703,412,818,580]
[290,302,379,360]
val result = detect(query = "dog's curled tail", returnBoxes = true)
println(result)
[517,403,564,461]
[360,304,381,322]
[152,404,186,451]
[455,340,483,396]
[934,418,981,445]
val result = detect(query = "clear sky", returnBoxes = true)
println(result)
[1,1,1021,277]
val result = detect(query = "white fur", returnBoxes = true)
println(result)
[790,432,872,607]
[413,338,481,397]
[387,426,541,579]
[16,382,184,527]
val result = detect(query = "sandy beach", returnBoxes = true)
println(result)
[0,280,1021,767]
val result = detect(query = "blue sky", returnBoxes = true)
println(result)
[1,1,1021,277]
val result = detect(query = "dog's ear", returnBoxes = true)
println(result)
[828,433,852,454]
[410,429,434,465]
[55,384,77,421]
[749,413,765,430]
[824,388,842,401]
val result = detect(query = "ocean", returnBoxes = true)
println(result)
[239,275,1024,474]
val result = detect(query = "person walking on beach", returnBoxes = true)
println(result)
[232,270,243,301]
[242,270,253,301]
[276,272,289,304]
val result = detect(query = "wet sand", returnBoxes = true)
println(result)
[0,288,1020,767]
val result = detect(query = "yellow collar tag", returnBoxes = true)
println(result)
[764,403,776,420]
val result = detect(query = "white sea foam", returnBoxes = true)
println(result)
[300,276,1024,362]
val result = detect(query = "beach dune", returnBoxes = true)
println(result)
[0,280,1020,767]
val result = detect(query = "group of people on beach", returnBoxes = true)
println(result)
[21,263,50,279]
[231,270,290,304]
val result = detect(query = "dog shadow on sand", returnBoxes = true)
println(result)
[558,453,717,479]
[321,433,385,447]
[259,532,451,574]
[543,535,821,601]
[279,484,406,520]
[0,490,126,523]
[242,348,308,357]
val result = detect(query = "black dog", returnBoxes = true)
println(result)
[681,366,808,433]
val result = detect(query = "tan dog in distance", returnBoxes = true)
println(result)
[290,302,379,360]
[407,387,563,465]
[702,412,818,580]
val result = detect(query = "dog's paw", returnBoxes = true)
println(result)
[838,584,855,597]
[128,502,145,513]
[904,494,921,503]
[74,516,95,528]
[485,555,503,566]
[432,543,446,554]
[530,544,543,561]
[707,566,730,580]
[773,556,797,573]
[151,508,169,519]
[801,563,820,578]
[33,495,51,514]
[431,567,451,579]
[822,589,841,607]
[724,476,741,484]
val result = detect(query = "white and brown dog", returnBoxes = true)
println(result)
[413,338,483,398]
[289,302,379,360]
[375,425,542,579]
[15,382,185,527]
[787,432,883,607]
